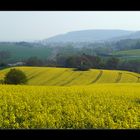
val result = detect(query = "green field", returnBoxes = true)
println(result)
[0,67,140,85]
[113,49,140,55]
[0,44,52,62]
[112,49,140,60]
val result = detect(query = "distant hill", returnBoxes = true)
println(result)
[2,29,140,63]
[111,31,140,41]
[42,29,134,43]
[0,67,140,86]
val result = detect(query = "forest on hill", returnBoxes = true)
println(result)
[1,38,140,73]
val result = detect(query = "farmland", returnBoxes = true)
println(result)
[0,67,140,86]
[112,49,140,60]
[0,84,140,128]
[0,43,52,62]
[2,11,140,129]
[1,67,140,128]
[113,49,140,56]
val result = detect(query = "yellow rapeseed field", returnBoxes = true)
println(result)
[0,84,140,129]
[0,67,140,129]
[0,67,140,85]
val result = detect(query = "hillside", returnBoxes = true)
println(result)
[111,31,140,41]
[113,49,140,55]
[112,49,140,60]
[1,37,140,64]
[42,29,133,43]
[0,67,140,86]
[0,43,52,62]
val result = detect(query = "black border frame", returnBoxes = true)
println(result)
[1,0,140,139]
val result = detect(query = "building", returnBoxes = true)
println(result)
[8,62,25,67]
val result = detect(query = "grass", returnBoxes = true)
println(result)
[113,49,140,56]
[0,44,52,62]
[112,49,140,60]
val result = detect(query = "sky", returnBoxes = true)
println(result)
[0,11,140,41]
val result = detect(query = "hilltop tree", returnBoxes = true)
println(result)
[76,53,92,71]
[4,69,27,85]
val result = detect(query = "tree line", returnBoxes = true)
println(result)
[22,54,140,73]
[0,49,140,73]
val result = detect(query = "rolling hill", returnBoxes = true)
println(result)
[111,31,140,41]
[42,29,133,43]
[0,43,53,62]
[1,66,140,128]
[0,67,140,86]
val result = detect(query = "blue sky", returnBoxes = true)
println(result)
[0,11,140,41]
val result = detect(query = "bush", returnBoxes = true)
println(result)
[4,69,27,85]
[0,79,4,84]
[105,57,120,70]
[75,66,90,71]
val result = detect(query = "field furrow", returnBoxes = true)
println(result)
[90,70,103,84]
[115,72,122,83]
[0,67,140,86]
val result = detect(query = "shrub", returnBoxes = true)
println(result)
[0,79,4,84]
[4,68,27,85]
[75,66,90,71]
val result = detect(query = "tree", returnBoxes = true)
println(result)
[0,62,7,67]
[83,54,102,68]
[25,57,44,66]
[118,60,140,73]
[4,69,27,85]
[77,59,91,71]
[0,51,11,60]
[105,57,120,70]
[65,56,78,68]
[76,53,92,71]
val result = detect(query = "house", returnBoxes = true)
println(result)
[8,62,25,67]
